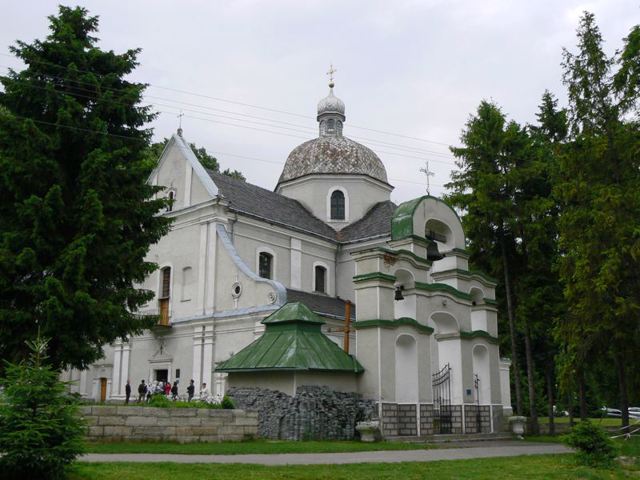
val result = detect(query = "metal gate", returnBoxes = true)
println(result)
[432,363,452,434]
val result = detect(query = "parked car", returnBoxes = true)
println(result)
[602,407,622,417]
[601,407,640,419]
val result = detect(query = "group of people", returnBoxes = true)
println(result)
[123,379,209,403]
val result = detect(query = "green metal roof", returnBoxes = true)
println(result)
[391,195,463,240]
[261,301,324,325]
[216,302,364,374]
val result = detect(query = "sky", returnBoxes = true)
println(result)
[1,1,638,203]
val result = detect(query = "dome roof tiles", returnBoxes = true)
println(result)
[278,135,388,185]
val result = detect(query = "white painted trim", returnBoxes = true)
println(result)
[276,172,394,194]
[326,186,349,222]
[312,260,330,294]
[183,162,193,208]
[181,266,193,301]
[197,223,208,314]
[255,246,277,281]
[205,222,217,314]
[290,238,302,290]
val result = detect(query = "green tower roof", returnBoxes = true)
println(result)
[216,302,363,373]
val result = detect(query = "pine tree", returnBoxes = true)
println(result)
[0,6,171,370]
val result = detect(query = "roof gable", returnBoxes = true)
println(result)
[149,134,219,199]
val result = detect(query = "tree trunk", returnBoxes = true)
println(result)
[616,354,629,428]
[568,391,574,427]
[500,233,523,416]
[578,371,588,420]
[546,364,555,436]
[523,322,539,434]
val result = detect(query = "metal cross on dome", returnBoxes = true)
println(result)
[327,64,337,85]
[420,161,435,195]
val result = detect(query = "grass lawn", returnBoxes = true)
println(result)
[525,436,640,458]
[68,454,639,479]
[84,439,437,455]
[538,417,636,428]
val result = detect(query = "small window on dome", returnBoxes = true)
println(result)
[327,118,335,133]
[330,190,345,220]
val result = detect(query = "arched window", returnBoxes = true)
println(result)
[314,265,326,293]
[259,252,273,279]
[158,267,171,326]
[330,190,345,220]
[160,267,171,299]
[167,190,175,212]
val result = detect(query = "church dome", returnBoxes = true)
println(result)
[317,88,345,118]
[279,135,388,185]
[278,77,388,186]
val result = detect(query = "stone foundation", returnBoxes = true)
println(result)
[380,403,507,436]
[81,406,257,442]
[227,386,376,440]
[463,404,491,433]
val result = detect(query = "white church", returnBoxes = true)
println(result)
[65,79,512,436]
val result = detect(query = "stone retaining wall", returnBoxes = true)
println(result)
[81,406,258,442]
[228,386,376,440]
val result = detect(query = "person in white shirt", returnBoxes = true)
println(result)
[199,382,209,398]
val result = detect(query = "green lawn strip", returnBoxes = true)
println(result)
[538,417,633,428]
[67,455,635,480]
[524,435,640,458]
[84,439,437,455]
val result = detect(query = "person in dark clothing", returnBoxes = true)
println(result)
[125,380,131,404]
[187,379,195,401]
[137,379,147,403]
[171,380,179,400]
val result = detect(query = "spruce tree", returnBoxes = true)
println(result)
[556,12,640,426]
[446,101,525,417]
[0,6,170,370]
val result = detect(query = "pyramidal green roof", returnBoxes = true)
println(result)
[261,302,324,325]
[216,302,363,373]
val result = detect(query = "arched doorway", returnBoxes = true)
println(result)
[395,334,418,403]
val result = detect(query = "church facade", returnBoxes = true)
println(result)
[65,81,512,435]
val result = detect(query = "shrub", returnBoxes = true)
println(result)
[564,420,618,467]
[0,337,85,480]
[221,395,235,409]
[148,393,172,408]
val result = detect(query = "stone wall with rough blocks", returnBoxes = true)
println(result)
[463,405,491,433]
[227,386,377,440]
[492,405,504,432]
[449,405,463,434]
[419,404,434,435]
[381,403,398,436]
[397,404,417,436]
[81,406,258,442]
